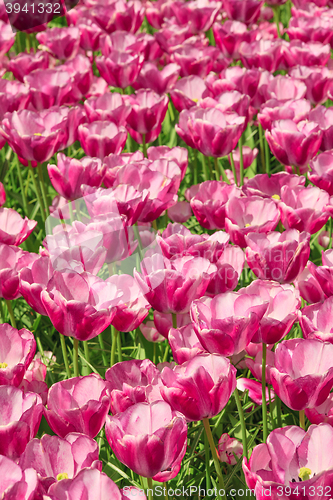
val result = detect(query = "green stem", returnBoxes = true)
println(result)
[193,149,198,185]
[0,299,4,322]
[203,155,209,181]
[117,330,122,363]
[329,217,332,250]
[5,300,16,328]
[164,481,169,500]
[37,163,50,231]
[172,313,177,329]
[142,134,147,158]
[98,334,108,368]
[204,430,211,490]
[239,135,244,187]
[299,410,305,430]
[234,387,248,460]
[28,162,46,222]
[60,333,71,378]
[229,151,238,186]
[25,32,30,52]
[262,343,268,442]
[213,156,220,181]
[73,338,79,377]
[162,344,169,363]
[16,158,29,216]
[264,137,270,175]
[258,124,266,173]
[276,395,282,428]
[273,5,281,38]
[110,325,119,367]
[202,418,226,500]
[82,341,90,375]
[147,477,153,500]
[133,223,144,262]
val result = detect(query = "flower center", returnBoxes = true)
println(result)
[245,223,251,227]
[0,362,8,369]
[272,194,280,200]
[57,473,69,481]
[298,468,312,481]
[34,133,42,136]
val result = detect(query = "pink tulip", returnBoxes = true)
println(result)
[190,289,269,356]
[36,27,80,60]
[258,98,311,130]
[176,107,245,158]
[190,181,242,230]
[99,30,147,56]
[286,40,331,67]
[223,0,263,24]
[24,68,76,110]
[105,359,163,414]
[201,91,250,117]
[92,0,145,34]
[0,455,38,500]
[168,323,206,364]
[45,374,110,438]
[0,108,68,163]
[213,20,252,59]
[309,106,333,151]
[0,324,36,387]
[170,75,210,112]
[290,66,332,105]
[19,432,101,496]
[147,146,188,180]
[309,151,333,195]
[0,182,5,207]
[0,244,38,300]
[239,280,300,344]
[0,208,36,246]
[96,52,144,89]
[300,296,333,343]
[61,55,93,102]
[237,378,275,406]
[278,185,330,234]
[243,424,333,500]
[47,468,122,500]
[245,347,275,384]
[139,321,165,343]
[19,255,55,316]
[239,39,285,73]
[48,153,105,201]
[218,434,243,465]
[41,270,123,341]
[145,0,175,29]
[173,0,222,34]
[265,119,323,169]
[84,93,131,126]
[295,266,327,304]
[126,90,169,144]
[225,196,280,247]
[172,45,219,78]
[265,75,307,102]
[161,352,236,421]
[78,121,127,159]
[134,254,216,314]
[287,16,333,45]
[134,62,180,94]
[0,386,43,459]
[305,394,333,426]
[245,229,310,283]
[305,250,333,301]
[270,338,333,411]
[8,50,50,83]
[106,401,188,480]
[168,201,192,223]
[242,172,305,198]
[153,310,192,339]
[77,18,103,52]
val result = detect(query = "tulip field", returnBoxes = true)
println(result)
[2,0,333,498]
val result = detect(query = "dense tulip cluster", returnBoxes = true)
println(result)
[1,0,333,497]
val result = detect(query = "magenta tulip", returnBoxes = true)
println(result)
[245,347,275,384]
[168,323,206,364]
[190,289,269,356]
[300,296,333,343]
[305,394,333,426]
[134,61,180,94]
[44,374,110,438]
[105,401,187,480]
[0,324,36,387]
[243,172,305,198]
[84,93,131,126]
[218,434,243,465]
[270,338,333,411]
[0,244,38,301]
[96,51,144,89]
[309,106,333,152]
[161,353,236,421]
[0,208,37,246]
[258,98,311,131]
[170,75,210,112]
[8,50,49,83]
[0,455,38,500]
[223,0,262,24]
[78,121,127,159]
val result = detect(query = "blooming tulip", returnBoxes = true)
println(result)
[270,338,333,411]
[300,296,333,343]
[0,324,36,387]
[305,394,333,426]
[168,323,206,364]
[83,93,131,126]
[44,374,110,438]
[78,121,127,159]
[218,434,243,465]
[0,455,38,500]
[105,401,188,480]
[0,208,37,246]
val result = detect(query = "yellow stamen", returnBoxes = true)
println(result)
[0,362,8,369]
[299,468,312,481]
[245,223,251,228]
[34,133,42,136]
[57,473,69,481]
[272,194,280,200]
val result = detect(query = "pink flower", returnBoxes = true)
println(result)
[0,244,38,300]
[239,39,285,73]
[91,0,145,34]
[223,0,262,24]
[258,98,311,131]
[106,401,188,481]
[0,208,36,246]
[44,374,110,438]
[36,27,80,60]
[309,106,333,151]
[286,40,331,67]
[0,386,43,460]
[265,75,307,102]
[278,185,330,234]
[19,433,101,496]
[305,394,333,426]
[0,324,36,387]
[170,75,210,112]
[290,66,332,105]
[237,378,275,406]
[126,90,169,144]
[270,338,333,411]
[239,281,300,344]
[168,323,206,364]
[84,93,131,126]
[245,347,275,384]
[134,62,180,94]
[242,172,305,198]
[218,434,243,465]
[243,424,333,500]
[161,353,236,421]
[8,50,50,83]
[172,45,219,78]
[168,201,193,223]
[265,119,323,168]
[95,52,144,89]
[295,266,327,304]
[213,20,252,59]
[173,0,222,34]
[245,229,310,283]
[105,359,163,414]
[19,254,55,316]
[309,151,333,195]
[190,181,242,230]
[78,121,127,159]
[225,196,280,247]
[190,289,269,356]
[48,153,105,201]
[47,468,122,500]
[0,455,38,500]
[300,296,333,343]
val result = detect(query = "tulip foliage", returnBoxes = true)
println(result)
[1,0,333,499]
